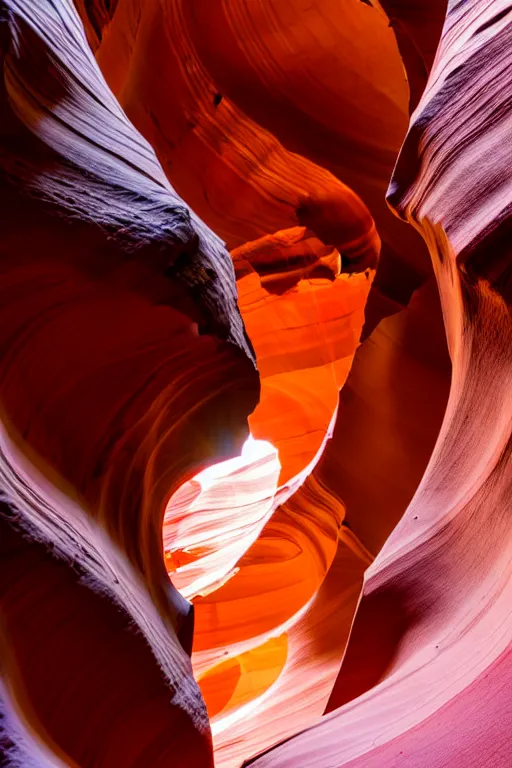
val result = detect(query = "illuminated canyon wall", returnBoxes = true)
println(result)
[0,1,510,767]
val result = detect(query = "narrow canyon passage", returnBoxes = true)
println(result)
[0,1,510,767]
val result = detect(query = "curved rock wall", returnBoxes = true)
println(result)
[248,2,512,765]
[1,0,510,766]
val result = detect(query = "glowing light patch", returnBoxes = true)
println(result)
[164,436,280,599]
[197,435,274,492]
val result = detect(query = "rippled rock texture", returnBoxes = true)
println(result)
[0,0,510,766]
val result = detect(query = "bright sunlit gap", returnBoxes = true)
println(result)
[196,434,277,491]
[163,434,281,599]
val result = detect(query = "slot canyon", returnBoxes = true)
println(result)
[0,1,510,766]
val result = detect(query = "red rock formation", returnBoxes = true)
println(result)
[0,514,213,768]
[162,213,377,765]
[181,0,437,321]
[318,276,451,555]
[234,226,377,485]
[1,0,510,766]
[377,0,448,110]
[0,0,257,763]
[1,0,378,762]
[247,2,512,766]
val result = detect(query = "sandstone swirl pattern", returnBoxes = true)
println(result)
[0,1,510,767]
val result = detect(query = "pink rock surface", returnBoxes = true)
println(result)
[1,0,510,765]
[248,2,512,765]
